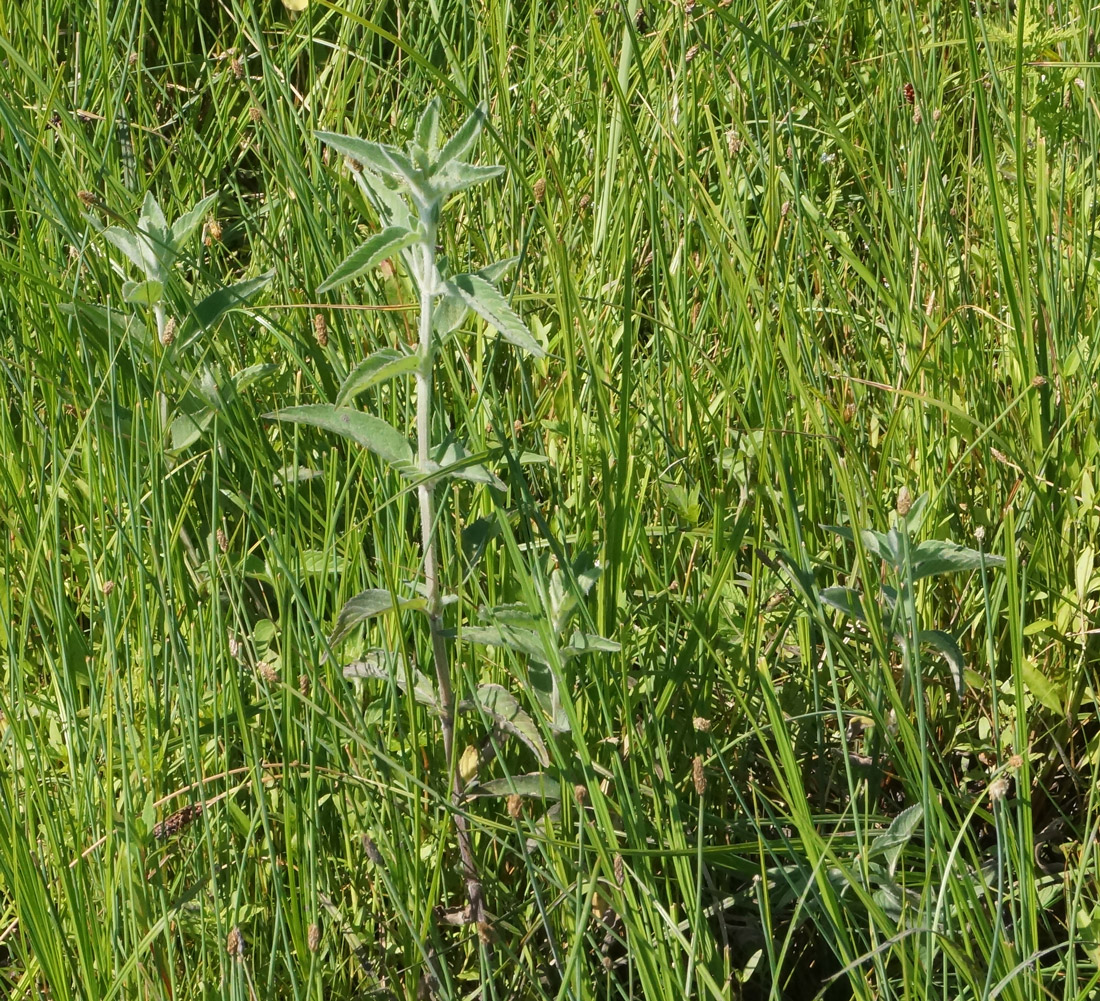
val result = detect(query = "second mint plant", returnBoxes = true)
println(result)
[267,99,546,928]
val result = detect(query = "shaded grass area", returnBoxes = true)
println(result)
[2,0,1100,998]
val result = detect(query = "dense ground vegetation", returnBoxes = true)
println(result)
[2,1,1100,998]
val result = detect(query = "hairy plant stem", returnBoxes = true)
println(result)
[415,228,486,927]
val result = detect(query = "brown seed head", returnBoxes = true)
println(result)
[299,673,310,696]
[692,715,710,733]
[216,528,229,553]
[692,755,707,795]
[78,190,97,207]
[160,317,176,346]
[896,486,912,517]
[685,44,700,64]
[204,218,223,246]
[1031,375,1047,388]
[102,580,116,596]
[578,193,591,213]
[231,57,243,79]
[573,783,588,805]
[313,313,328,347]
[533,177,546,204]
[249,105,262,123]
[477,921,493,945]
[307,923,321,952]
[988,775,1010,805]
[226,926,245,959]
[507,793,523,819]
[362,835,384,865]
[258,662,279,684]
[153,802,204,841]
[613,852,625,885]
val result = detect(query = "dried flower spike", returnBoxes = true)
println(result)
[692,755,707,796]
[226,926,245,959]
[533,177,546,204]
[153,802,204,841]
[313,313,328,347]
[307,923,321,952]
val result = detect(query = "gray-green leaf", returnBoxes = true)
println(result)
[343,650,438,709]
[462,683,549,766]
[432,161,505,198]
[169,192,218,251]
[121,279,164,306]
[414,97,441,158]
[447,273,545,357]
[335,348,419,406]
[467,772,560,801]
[328,590,425,648]
[438,102,488,165]
[318,226,420,294]
[265,404,414,471]
[910,539,1006,581]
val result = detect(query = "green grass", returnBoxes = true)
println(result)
[2,0,1100,998]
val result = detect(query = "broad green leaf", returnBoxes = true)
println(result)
[462,683,549,766]
[343,650,438,709]
[139,190,168,236]
[467,772,560,800]
[447,273,545,357]
[869,803,922,876]
[336,348,418,406]
[425,441,504,489]
[438,102,488,165]
[179,270,274,342]
[433,258,519,337]
[414,96,441,157]
[169,192,218,250]
[563,629,620,657]
[318,226,420,294]
[818,587,872,625]
[233,362,279,393]
[918,629,966,699]
[315,131,421,187]
[298,550,344,575]
[1020,656,1065,713]
[458,624,551,662]
[327,589,425,648]
[137,191,172,278]
[432,161,504,197]
[484,603,542,628]
[353,169,414,233]
[168,406,213,451]
[121,279,164,306]
[102,226,149,275]
[265,404,414,470]
[910,539,1006,581]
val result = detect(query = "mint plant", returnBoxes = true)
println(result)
[267,99,615,929]
[816,493,1005,702]
[86,190,275,451]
